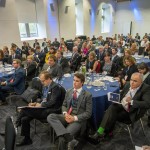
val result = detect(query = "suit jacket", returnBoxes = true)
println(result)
[144,73,150,85]
[96,51,105,61]
[121,83,150,123]
[70,53,81,71]
[57,57,71,74]
[26,61,37,81]
[62,88,92,122]
[47,63,63,79]
[41,81,62,114]
[7,67,25,94]
[112,55,122,71]
[8,54,21,64]
[122,64,138,81]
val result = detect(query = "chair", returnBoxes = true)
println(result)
[138,47,144,55]
[118,118,147,149]
[3,116,17,150]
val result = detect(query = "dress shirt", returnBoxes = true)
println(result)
[121,86,140,111]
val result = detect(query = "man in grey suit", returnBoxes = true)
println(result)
[47,72,92,150]
[90,72,150,143]
[47,55,63,80]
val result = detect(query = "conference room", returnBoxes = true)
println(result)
[0,0,150,150]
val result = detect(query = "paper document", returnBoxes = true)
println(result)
[135,146,143,150]
[107,92,121,104]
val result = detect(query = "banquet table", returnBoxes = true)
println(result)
[59,74,120,130]
[135,56,150,66]
[0,64,14,79]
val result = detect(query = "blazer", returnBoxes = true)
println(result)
[121,82,150,123]
[144,73,150,85]
[26,61,37,81]
[62,88,92,122]
[41,81,62,114]
[8,54,21,64]
[58,57,71,74]
[7,67,25,94]
[47,63,63,79]
[122,64,138,81]
[96,51,105,61]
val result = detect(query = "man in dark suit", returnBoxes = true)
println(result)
[70,46,81,72]
[90,73,150,142]
[47,55,63,80]
[96,45,105,62]
[8,49,21,64]
[47,72,92,150]
[111,47,121,71]
[56,50,71,74]
[0,59,25,105]
[16,71,62,146]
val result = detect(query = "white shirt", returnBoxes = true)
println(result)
[121,86,140,111]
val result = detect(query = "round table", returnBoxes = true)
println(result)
[0,65,14,79]
[60,74,120,129]
[136,57,150,67]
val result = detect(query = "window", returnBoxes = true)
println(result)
[18,23,38,38]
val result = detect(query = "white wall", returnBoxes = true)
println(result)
[0,0,20,48]
[114,0,150,37]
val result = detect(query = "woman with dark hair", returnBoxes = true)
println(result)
[100,52,116,76]
[116,56,138,86]
[137,62,150,85]
[0,49,7,65]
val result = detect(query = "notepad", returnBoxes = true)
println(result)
[107,92,121,104]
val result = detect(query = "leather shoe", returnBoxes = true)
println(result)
[0,101,7,106]
[16,138,32,146]
[64,133,73,143]
[88,132,104,144]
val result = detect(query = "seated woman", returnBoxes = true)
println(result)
[0,49,8,65]
[85,51,99,73]
[45,47,56,64]
[130,42,137,55]
[26,55,37,82]
[100,52,116,76]
[116,55,138,87]
[119,49,133,69]
[137,62,150,85]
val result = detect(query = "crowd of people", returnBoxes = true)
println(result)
[0,33,150,149]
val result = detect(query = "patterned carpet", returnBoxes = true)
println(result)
[0,105,150,150]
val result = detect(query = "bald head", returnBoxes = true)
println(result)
[130,72,143,89]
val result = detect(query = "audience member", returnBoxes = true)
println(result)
[47,55,63,79]
[85,51,99,73]
[16,71,62,146]
[0,59,25,105]
[47,72,92,150]
[33,39,40,48]
[90,73,150,143]
[56,50,71,74]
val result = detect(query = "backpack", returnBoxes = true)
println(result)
[21,87,41,103]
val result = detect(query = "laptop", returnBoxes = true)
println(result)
[107,92,121,104]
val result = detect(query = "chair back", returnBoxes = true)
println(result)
[31,77,43,93]
[58,84,66,109]
[138,47,144,55]
[5,116,16,150]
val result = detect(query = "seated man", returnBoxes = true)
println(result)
[90,72,150,142]
[47,55,63,79]
[16,71,62,146]
[56,50,71,74]
[0,59,25,105]
[47,72,92,150]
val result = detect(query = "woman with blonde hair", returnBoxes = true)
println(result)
[85,51,100,73]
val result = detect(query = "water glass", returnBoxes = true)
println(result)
[103,83,107,90]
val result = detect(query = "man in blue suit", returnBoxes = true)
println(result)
[0,59,25,105]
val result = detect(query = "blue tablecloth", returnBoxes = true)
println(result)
[60,75,119,130]
[136,57,150,66]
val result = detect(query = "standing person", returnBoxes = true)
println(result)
[90,73,150,143]
[16,71,63,146]
[47,73,92,150]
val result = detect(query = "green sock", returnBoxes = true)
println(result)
[97,127,104,135]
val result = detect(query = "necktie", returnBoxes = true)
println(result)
[68,90,77,114]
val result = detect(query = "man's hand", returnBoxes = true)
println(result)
[65,113,74,123]
[142,145,150,150]
[1,82,6,86]
[28,102,36,107]
[125,97,131,103]
[35,103,41,107]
